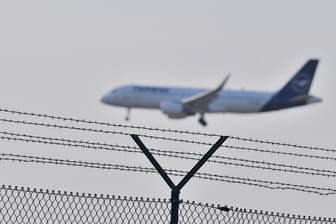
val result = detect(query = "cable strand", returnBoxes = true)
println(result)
[1,152,335,195]
[1,131,336,178]
[0,107,334,153]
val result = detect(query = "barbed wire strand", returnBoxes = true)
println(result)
[0,152,335,195]
[0,107,334,153]
[1,118,336,162]
[1,131,336,178]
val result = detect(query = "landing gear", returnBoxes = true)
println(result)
[198,114,207,126]
[125,108,131,121]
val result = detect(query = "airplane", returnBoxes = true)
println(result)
[100,59,321,126]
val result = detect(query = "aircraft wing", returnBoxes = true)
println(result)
[182,75,230,111]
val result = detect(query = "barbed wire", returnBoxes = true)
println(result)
[1,131,336,178]
[1,117,336,162]
[0,117,208,144]
[0,107,334,153]
[0,152,336,195]
[222,144,336,161]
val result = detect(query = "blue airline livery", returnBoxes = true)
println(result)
[100,59,321,126]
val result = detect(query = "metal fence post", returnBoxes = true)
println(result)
[171,188,180,224]
[131,134,228,224]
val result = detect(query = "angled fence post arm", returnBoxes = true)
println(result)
[131,134,229,224]
[131,134,176,189]
[176,136,229,190]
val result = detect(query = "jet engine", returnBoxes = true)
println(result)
[160,101,189,119]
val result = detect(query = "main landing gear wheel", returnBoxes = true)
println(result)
[198,114,207,126]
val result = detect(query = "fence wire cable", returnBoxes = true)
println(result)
[1,185,335,223]
[1,131,336,178]
[1,118,336,162]
[0,107,335,153]
[0,152,335,195]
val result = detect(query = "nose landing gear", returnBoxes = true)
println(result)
[125,108,131,121]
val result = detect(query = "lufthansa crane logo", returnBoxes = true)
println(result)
[291,73,311,94]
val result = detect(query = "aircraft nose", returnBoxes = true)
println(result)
[100,93,111,105]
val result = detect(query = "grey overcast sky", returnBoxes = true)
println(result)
[0,0,336,217]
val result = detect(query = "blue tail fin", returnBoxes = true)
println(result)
[276,59,319,98]
[261,59,319,112]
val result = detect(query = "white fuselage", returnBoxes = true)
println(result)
[101,85,275,114]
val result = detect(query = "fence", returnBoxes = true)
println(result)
[0,185,335,224]
[1,108,336,223]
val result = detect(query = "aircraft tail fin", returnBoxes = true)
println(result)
[261,59,320,112]
[276,59,319,98]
